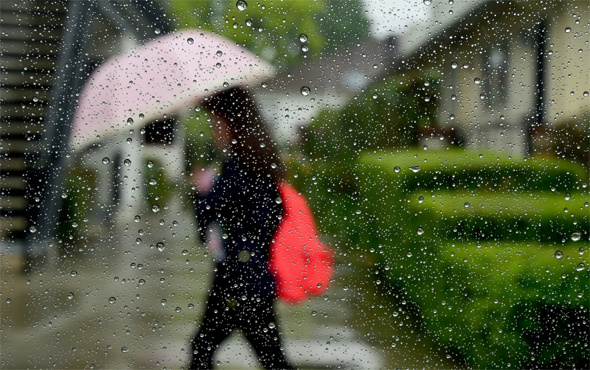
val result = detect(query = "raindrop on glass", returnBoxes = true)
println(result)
[301,44,309,52]
[417,227,424,235]
[299,33,308,43]
[245,19,253,27]
[464,202,470,208]
[571,232,581,242]
[102,157,110,165]
[451,61,458,69]
[215,62,222,68]
[565,27,572,33]
[109,297,116,304]
[152,205,160,213]
[410,166,420,173]
[121,346,129,353]
[67,292,74,300]
[394,166,401,173]
[156,242,165,252]
[187,37,194,45]
[300,86,311,96]
[124,159,131,166]
[423,0,432,5]
[474,78,481,85]
[127,117,134,125]
[236,0,247,11]
[154,28,161,35]
[576,263,585,271]
[70,270,78,277]
[554,250,563,259]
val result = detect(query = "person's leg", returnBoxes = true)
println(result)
[241,297,293,370]
[189,286,233,369]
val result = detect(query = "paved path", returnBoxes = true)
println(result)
[1,206,458,369]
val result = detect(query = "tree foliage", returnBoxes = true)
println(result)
[167,0,369,69]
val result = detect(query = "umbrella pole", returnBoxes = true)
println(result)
[25,0,94,271]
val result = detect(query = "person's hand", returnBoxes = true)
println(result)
[191,166,217,195]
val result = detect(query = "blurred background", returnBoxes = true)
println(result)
[1,0,588,368]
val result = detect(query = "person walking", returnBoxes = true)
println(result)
[189,87,293,369]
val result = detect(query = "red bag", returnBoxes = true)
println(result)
[269,182,335,304]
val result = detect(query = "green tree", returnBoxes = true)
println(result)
[168,0,369,69]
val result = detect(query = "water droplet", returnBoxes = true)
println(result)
[216,50,223,57]
[565,27,572,33]
[109,297,116,304]
[245,19,253,27]
[102,157,110,165]
[571,232,582,242]
[215,62,222,68]
[134,215,141,222]
[417,227,424,235]
[126,117,134,125]
[123,159,131,166]
[147,161,154,168]
[464,202,470,208]
[410,166,420,173]
[576,263,585,271]
[261,82,268,88]
[156,242,165,252]
[394,166,401,173]
[154,28,161,35]
[423,0,432,5]
[300,86,311,96]
[149,178,157,186]
[188,303,195,309]
[187,37,194,45]
[301,44,309,52]
[70,270,78,277]
[269,322,276,329]
[554,250,563,259]
[6,298,12,304]
[372,93,378,99]
[407,251,413,257]
[236,0,247,11]
[121,346,129,353]
[152,205,160,213]
[418,196,424,203]
[139,113,145,120]
[299,33,308,43]
[474,78,481,85]
[311,311,317,317]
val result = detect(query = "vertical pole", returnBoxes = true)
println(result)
[26,0,94,266]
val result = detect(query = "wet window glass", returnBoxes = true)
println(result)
[1,0,588,369]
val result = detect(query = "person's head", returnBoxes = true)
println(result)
[204,87,284,182]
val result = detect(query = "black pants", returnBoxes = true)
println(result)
[189,277,293,369]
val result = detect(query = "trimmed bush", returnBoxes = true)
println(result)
[355,148,589,368]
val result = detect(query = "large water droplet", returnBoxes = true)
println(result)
[300,86,311,96]
[299,33,308,43]
[187,37,194,45]
[236,0,247,11]
[102,157,110,165]
[109,297,116,304]
[156,242,165,252]
[576,262,585,271]
[571,232,581,242]
[417,227,424,235]
[554,250,563,259]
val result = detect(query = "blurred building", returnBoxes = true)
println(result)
[0,0,176,253]
[392,0,589,156]
[253,37,398,144]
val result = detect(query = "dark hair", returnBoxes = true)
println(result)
[204,87,284,182]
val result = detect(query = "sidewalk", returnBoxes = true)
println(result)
[1,206,458,369]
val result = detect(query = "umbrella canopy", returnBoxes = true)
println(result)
[71,30,275,150]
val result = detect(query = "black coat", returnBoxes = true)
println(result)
[194,158,282,299]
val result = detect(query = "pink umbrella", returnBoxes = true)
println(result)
[71,30,275,150]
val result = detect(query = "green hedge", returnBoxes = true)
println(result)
[354,149,589,368]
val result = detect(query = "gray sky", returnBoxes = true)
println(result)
[362,0,431,38]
